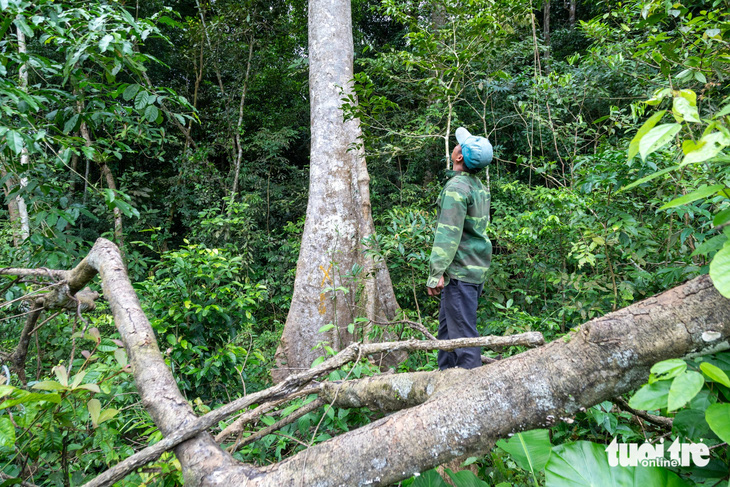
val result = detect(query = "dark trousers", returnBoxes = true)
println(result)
[438,279,483,370]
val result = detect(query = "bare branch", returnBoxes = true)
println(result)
[233,398,325,452]
[0,471,39,487]
[613,396,674,429]
[0,268,67,280]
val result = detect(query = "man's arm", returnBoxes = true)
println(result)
[427,186,468,294]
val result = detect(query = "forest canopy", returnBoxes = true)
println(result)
[1,0,730,485]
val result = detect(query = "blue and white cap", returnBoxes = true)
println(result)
[455,127,493,170]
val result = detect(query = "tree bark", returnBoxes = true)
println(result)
[78,119,125,251]
[543,0,551,45]
[1,164,23,246]
[229,40,255,205]
[12,19,30,243]
[272,0,400,381]
[569,0,576,27]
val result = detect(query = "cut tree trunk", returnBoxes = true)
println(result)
[272,0,400,382]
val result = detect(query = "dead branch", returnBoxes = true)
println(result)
[3,288,99,381]
[215,385,320,443]
[0,471,39,487]
[613,396,674,429]
[232,398,325,452]
[0,268,67,280]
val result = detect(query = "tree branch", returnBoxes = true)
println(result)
[0,471,39,487]
[613,396,674,429]
[232,398,325,452]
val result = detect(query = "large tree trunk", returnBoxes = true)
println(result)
[272,0,400,382]
[4,242,730,487]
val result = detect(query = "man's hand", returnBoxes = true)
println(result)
[427,276,445,296]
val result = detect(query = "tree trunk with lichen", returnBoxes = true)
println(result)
[271,0,400,382]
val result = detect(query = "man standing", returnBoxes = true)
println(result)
[426,127,493,370]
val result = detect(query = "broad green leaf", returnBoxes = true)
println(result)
[628,110,665,161]
[710,243,730,298]
[98,408,119,425]
[70,371,86,389]
[682,132,730,166]
[0,386,13,398]
[80,145,97,161]
[98,34,113,52]
[0,417,15,449]
[63,114,79,134]
[5,130,24,154]
[645,88,671,106]
[134,90,150,109]
[545,441,690,487]
[715,208,730,228]
[629,379,671,410]
[123,84,140,101]
[650,359,686,380]
[0,392,61,410]
[412,469,448,487]
[13,17,33,38]
[639,123,682,161]
[674,409,715,441]
[88,398,101,426]
[659,184,724,210]
[114,348,128,368]
[705,403,730,444]
[676,89,697,107]
[31,381,67,391]
[692,234,727,257]
[76,383,101,393]
[496,429,552,473]
[668,371,704,411]
[673,97,700,123]
[444,469,489,487]
[714,104,730,119]
[318,323,335,333]
[621,164,681,192]
[53,365,68,386]
[700,362,730,387]
[144,105,159,123]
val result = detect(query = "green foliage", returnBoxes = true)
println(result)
[3,0,730,484]
[0,313,174,486]
[137,242,268,400]
[496,429,552,485]
[624,353,730,483]
[545,441,690,487]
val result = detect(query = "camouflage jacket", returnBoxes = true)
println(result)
[427,170,492,288]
